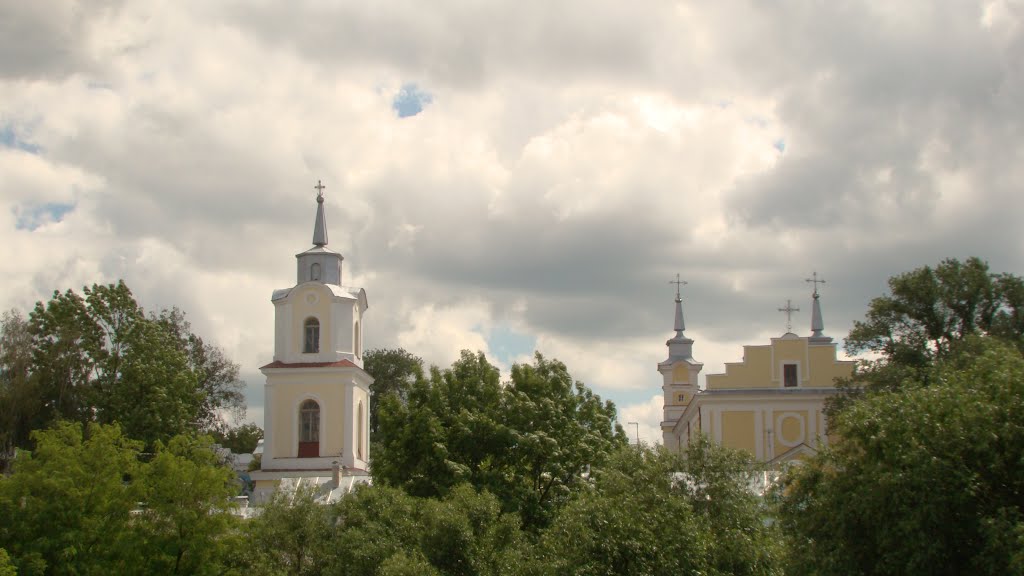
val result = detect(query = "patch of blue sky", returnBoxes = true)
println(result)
[773,138,786,153]
[15,202,75,231]
[603,388,657,409]
[486,325,537,367]
[0,125,41,154]
[392,83,433,118]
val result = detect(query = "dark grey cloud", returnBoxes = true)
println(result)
[0,0,125,79]
[221,0,676,89]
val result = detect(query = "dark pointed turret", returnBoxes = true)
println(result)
[666,274,694,360]
[312,180,328,247]
[806,271,832,343]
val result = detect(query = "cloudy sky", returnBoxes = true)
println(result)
[2,0,1022,444]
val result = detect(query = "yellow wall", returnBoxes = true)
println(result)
[290,285,333,356]
[707,347,773,389]
[808,346,854,387]
[271,373,348,458]
[771,339,804,382]
[672,365,689,383]
[705,337,853,390]
[774,410,809,456]
[720,411,756,455]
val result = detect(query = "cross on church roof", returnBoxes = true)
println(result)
[670,274,687,302]
[806,271,826,297]
[778,299,800,332]
[314,179,326,199]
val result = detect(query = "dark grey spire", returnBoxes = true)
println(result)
[666,274,695,360]
[810,293,824,337]
[670,274,687,336]
[806,271,832,342]
[313,180,328,247]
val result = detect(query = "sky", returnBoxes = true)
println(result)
[2,0,1023,445]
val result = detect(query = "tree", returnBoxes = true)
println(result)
[378,551,441,576]
[529,440,782,576]
[95,316,202,447]
[243,485,334,576]
[363,348,424,438]
[0,549,16,576]
[499,354,627,529]
[0,310,35,473]
[6,281,245,450]
[153,308,246,432]
[680,437,783,576]
[26,287,107,429]
[374,351,627,530]
[373,351,505,499]
[528,446,709,576]
[132,435,241,575]
[0,423,143,575]
[779,338,1024,575]
[845,257,1024,390]
[327,483,524,576]
[214,422,264,454]
[0,423,246,576]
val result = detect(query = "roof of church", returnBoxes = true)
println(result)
[271,284,367,304]
[260,359,361,369]
[295,245,342,257]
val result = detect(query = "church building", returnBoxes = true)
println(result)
[250,183,373,500]
[659,275,855,464]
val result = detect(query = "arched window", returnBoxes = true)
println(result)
[304,317,320,353]
[298,399,320,457]
[310,262,321,281]
[357,401,365,460]
[354,320,361,358]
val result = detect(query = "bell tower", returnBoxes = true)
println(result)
[658,275,703,452]
[254,181,373,489]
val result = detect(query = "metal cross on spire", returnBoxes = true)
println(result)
[670,274,688,302]
[806,271,826,297]
[314,179,326,199]
[778,299,800,332]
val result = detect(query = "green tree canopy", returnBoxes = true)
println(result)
[214,422,264,454]
[0,423,243,576]
[0,549,15,576]
[0,310,34,472]
[530,440,782,576]
[362,348,424,438]
[328,483,523,576]
[0,423,142,575]
[373,351,505,500]
[373,351,627,530]
[132,435,241,575]
[845,257,1024,390]
[243,485,334,576]
[3,281,245,450]
[780,338,1024,575]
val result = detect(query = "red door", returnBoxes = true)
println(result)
[298,441,319,458]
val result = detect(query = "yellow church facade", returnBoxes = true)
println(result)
[660,279,854,464]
